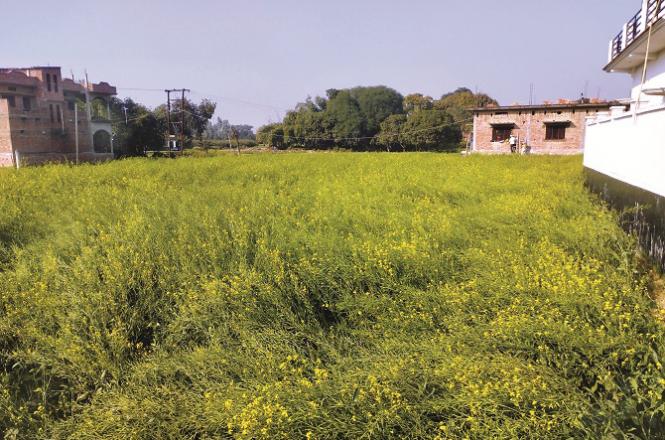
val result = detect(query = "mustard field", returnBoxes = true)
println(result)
[1,154,664,439]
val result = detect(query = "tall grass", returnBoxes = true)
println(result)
[1,154,664,439]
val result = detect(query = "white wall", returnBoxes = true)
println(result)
[630,51,665,106]
[584,107,665,197]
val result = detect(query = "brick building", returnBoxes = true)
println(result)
[0,66,116,167]
[472,101,615,154]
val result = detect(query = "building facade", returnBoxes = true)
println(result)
[0,66,116,167]
[584,0,665,270]
[472,102,613,155]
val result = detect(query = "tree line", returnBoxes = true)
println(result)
[257,87,497,152]
[108,86,497,155]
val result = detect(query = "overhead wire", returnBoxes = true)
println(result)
[116,87,166,92]
[188,89,287,112]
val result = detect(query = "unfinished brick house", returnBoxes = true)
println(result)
[472,101,615,154]
[0,66,116,167]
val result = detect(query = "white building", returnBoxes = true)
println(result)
[584,0,665,269]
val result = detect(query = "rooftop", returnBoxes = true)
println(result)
[0,67,116,96]
[0,71,39,87]
[473,101,617,113]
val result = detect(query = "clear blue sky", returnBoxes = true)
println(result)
[2,0,636,128]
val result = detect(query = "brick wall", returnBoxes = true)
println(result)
[0,153,12,167]
[473,105,612,154]
[0,67,115,167]
[7,102,94,155]
[0,99,12,153]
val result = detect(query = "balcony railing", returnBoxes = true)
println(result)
[647,0,665,23]
[609,0,665,62]
[626,10,642,46]
[611,31,623,60]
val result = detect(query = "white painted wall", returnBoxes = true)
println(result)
[630,51,665,106]
[584,107,665,197]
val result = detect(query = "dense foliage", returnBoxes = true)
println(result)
[110,97,217,155]
[258,87,497,151]
[1,155,664,439]
[435,88,497,137]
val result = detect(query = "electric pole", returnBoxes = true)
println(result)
[181,89,186,152]
[164,89,190,153]
[165,90,172,151]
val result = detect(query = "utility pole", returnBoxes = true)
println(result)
[84,71,92,146]
[164,89,190,152]
[181,89,186,151]
[74,102,79,164]
[165,89,172,151]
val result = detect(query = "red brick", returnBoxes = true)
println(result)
[0,66,115,166]
[472,103,613,154]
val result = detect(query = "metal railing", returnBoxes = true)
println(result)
[611,31,624,59]
[610,1,665,61]
[626,10,643,46]
[646,0,665,24]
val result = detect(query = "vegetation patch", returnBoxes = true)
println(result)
[1,154,664,439]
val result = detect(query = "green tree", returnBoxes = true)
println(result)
[269,86,493,152]
[256,123,285,149]
[324,90,365,149]
[282,108,330,149]
[110,97,164,156]
[314,96,328,111]
[349,86,404,141]
[401,109,462,151]
[280,95,334,149]
[156,98,217,146]
[434,87,498,143]
[375,114,407,152]
[403,94,434,113]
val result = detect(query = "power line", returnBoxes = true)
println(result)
[116,86,286,113]
[117,87,165,92]
[189,89,287,112]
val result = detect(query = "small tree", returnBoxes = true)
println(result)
[256,123,285,150]
[375,114,407,152]
[435,88,498,146]
[401,110,462,152]
[403,94,434,113]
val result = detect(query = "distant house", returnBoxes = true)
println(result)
[472,101,614,155]
[0,66,117,167]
